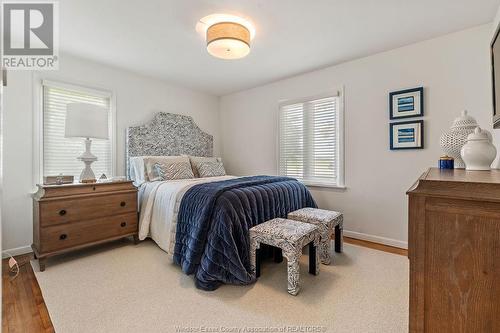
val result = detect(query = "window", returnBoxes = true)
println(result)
[41,80,114,180]
[278,91,344,187]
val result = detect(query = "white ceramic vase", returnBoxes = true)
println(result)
[439,110,478,168]
[461,127,497,171]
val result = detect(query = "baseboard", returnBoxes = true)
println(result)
[2,245,33,258]
[343,230,408,249]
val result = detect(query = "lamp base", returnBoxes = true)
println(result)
[78,138,98,183]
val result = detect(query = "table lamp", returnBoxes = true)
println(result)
[65,103,109,183]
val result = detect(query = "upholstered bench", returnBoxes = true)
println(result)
[288,208,343,265]
[249,218,320,295]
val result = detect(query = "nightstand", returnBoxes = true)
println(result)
[32,181,138,271]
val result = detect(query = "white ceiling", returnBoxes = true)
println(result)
[60,0,500,96]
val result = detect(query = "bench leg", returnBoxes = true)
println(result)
[249,240,260,278]
[335,224,343,253]
[319,239,332,265]
[255,249,261,278]
[273,247,283,263]
[309,242,320,275]
[287,259,300,295]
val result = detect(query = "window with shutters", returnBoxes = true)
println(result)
[41,80,114,180]
[278,91,344,187]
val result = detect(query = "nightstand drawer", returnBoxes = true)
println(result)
[40,192,137,226]
[40,213,138,253]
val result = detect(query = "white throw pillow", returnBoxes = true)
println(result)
[129,156,148,185]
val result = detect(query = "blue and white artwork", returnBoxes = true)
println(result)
[390,120,423,150]
[397,96,414,112]
[390,87,423,119]
[397,127,415,143]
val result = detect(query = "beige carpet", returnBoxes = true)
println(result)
[32,239,409,333]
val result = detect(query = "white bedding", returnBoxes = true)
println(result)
[138,176,236,253]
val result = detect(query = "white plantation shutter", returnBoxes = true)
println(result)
[279,103,304,178]
[42,82,113,180]
[279,93,343,186]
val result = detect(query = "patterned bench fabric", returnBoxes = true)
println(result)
[288,208,343,265]
[249,218,320,295]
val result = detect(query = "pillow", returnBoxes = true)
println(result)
[189,156,223,177]
[144,156,194,181]
[129,156,148,186]
[195,160,226,178]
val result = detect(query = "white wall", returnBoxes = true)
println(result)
[3,23,497,253]
[219,24,494,248]
[2,53,220,253]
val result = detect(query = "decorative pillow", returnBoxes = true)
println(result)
[144,156,194,181]
[189,156,217,178]
[189,156,221,177]
[196,160,226,178]
[129,156,148,185]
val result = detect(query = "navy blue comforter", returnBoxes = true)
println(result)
[173,176,317,290]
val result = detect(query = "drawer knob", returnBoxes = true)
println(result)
[120,201,126,207]
[59,234,67,240]
[120,222,127,227]
[59,209,67,216]
[92,186,96,191]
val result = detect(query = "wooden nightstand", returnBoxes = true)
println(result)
[32,181,138,271]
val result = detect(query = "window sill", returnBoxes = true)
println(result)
[300,181,346,190]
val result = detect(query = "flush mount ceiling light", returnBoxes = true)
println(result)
[197,14,255,60]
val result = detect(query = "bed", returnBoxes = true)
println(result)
[127,113,316,290]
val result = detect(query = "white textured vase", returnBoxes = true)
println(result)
[439,110,478,168]
[461,127,497,171]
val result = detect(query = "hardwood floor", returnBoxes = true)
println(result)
[2,253,54,333]
[1,238,407,332]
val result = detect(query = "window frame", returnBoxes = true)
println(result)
[276,88,345,189]
[33,76,117,185]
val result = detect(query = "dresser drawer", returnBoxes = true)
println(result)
[40,213,137,253]
[39,192,137,226]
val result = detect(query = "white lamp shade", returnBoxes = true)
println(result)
[65,103,109,139]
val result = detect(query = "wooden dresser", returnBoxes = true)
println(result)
[32,181,138,271]
[407,168,500,332]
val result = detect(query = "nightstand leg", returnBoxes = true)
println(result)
[39,258,46,272]
[133,234,139,245]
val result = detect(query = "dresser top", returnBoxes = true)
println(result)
[408,168,500,201]
[37,180,133,189]
[34,180,136,200]
[423,168,500,184]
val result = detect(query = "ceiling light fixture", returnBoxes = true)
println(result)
[197,14,255,60]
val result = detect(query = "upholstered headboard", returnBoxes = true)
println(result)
[126,112,213,178]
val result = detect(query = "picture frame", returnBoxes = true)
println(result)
[389,87,424,120]
[390,120,424,150]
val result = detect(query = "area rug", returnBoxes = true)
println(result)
[32,239,408,333]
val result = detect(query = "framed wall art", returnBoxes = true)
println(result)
[389,120,424,150]
[389,87,423,120]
